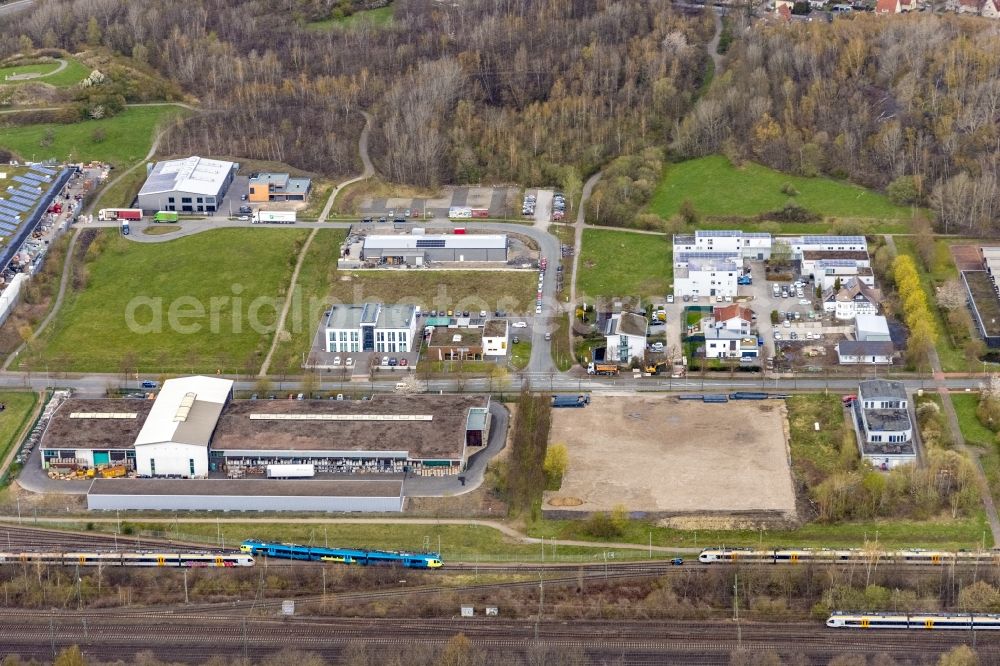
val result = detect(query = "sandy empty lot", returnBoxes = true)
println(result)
[545,395,796,519]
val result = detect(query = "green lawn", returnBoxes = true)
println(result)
[34,229,309,374]
[952,393,995,447]
[0,58,89,88]
[279,229,344,364]
[308,4,394,30]
[893,237,967,372]
[787,394,850,483]
[0,391,39,480]
[510,339,531,370]
[576,229,671,299]
[530,514,991,551]
[0,106,182,167]
[649,155,915,222]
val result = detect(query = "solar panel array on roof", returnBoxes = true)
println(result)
[10,196,35,208]
[0,223,16,233]
[0,204,20,215]
[1,201,29,213]
[13,175,42,187]
[802,236,866,245]
[696,230,742,238]
[16,186,40,197]
[30,166,56,176]
[0,213,18,223]
[817,259,865,268]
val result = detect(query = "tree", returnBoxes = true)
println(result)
[957,580,1000,612]
[438,633,475,666]
[543,443,568,489]
[85,16,102,46]
[887,175,920,206]
[937,279,967,311]
[679,199,699,225]
[938,645,980,666]
[301,371,320,398]
[770,240,792,267]
[254,375,272,396]
[53,646,87,666]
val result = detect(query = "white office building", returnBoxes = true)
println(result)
[850,379,915,470]
[324,303,418,354]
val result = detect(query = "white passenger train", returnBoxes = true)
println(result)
[0,552,254,567]
[698,547,1000,565]
[827,612,1000,630]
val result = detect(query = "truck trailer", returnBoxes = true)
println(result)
[252,210,297,224]
[153,211,179,223]
[98,208,142,221]
[265,464,315,479]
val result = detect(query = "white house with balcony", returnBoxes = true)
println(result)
[850,379,915,470]
[605,312,647,364]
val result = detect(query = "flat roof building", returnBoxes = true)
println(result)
[362,234,508,265]
[137,156,238,213]
[851,380,914,469]
[324,302,418,354]
[248,173,312,203]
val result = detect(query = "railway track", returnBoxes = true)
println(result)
[1,612,998,664]
[0,524,230,553]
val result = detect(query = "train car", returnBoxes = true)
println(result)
[700,547,1000,566]
[0,551,253,567]
[240,539,442,569]
[828,612,1000,630]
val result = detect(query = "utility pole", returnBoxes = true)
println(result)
[184,569,189,604]
[733,574,742,648]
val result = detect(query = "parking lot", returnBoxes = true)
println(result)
[359,186,519,220]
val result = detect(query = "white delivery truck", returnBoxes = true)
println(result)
[252,210,297,224]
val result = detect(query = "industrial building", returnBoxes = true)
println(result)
[87,479,404,512]
[362,233,508,265]
[41,384,492,483]
[247,173,312,202]
[137,156,238,213]
[324,302,418,354]
[427,326,484,361]
[850,380,915,469]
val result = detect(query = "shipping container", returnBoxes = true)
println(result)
[265,464,315,479]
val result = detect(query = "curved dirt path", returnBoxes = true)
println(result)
[0,515,701,555]
[257,111,374,377]
[3,58,68,82]
[706,9,725,76]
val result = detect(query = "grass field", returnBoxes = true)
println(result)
[298,181,335,220]
[328,271,536,316]
[0,391,39,480]
[0,58,89,88]
[279,229,344,364]
[34,229,309,373]
[649,155,915,222]
[786,394,850,483]
[576,229,672,299]
[893,237,967,372]
[93,167,147,210]
[308,4,394,30]
[0,106,182,167]
[530,513,991,550]
[952,393,995,447]
[510,339,531,370]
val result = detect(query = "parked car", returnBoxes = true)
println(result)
[400,358,408,367]
[535,305,542,314]
[333,356,342,366]
[480,310,488,318]
[346,357,355,367]
[544,332,551,341]
[140,380,159,389]
[382,356,389,365]
[667,294,674,303]
[773,331,782,340]
[388,357,398,367]
[512,321,528,328]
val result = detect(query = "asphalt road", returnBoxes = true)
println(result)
[0,0,33,15]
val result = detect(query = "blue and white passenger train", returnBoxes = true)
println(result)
[240,539,443,569]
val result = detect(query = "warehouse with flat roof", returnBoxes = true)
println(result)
[137,156,238,213]
[362,233,508,265]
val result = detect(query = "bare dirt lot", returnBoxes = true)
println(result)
[545,395,797,521]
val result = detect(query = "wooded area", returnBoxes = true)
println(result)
[673,15,1000,232]
[0,0,711,186]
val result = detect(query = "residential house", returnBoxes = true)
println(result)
[605,312,647,364]
[712,304,754,336]
[850,379,915,469]
[876,0,902,12]
[823,279,882,320]
[703,328,760,359]
[482,319,509,357]
[947,0,1000,16]
[836,341,894,365]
